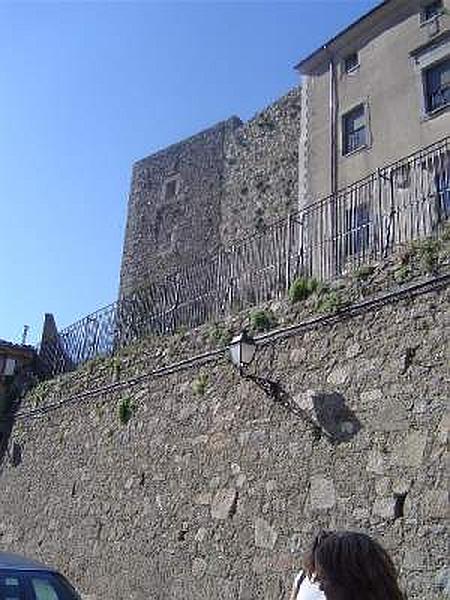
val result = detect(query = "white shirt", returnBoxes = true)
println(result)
[294,571,326,600]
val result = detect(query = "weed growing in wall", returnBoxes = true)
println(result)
[441,222,450,242]
[192,370,208,396]
[354,264,375,281]
[118,396,134,425]
[31,381,51,408]
[85,356,104,376]
[249,309,277,332]
[412,239,441,273]
[207,323,233,347]
[289,276,319,303]
[315,289,349,314]
[393,265,412,284]
[111,357,122,383]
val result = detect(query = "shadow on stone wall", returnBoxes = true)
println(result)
[313,392,362,443]
[245,375,361,444]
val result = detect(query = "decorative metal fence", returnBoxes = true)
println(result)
[39,137,450,377]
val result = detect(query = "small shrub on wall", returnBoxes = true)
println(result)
[289,276,318,303]
[192,371,208,396]
[118,396,134,425]
[249,309,277,332]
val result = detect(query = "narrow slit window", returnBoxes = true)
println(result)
[163,177,179,200]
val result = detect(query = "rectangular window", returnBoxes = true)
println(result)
[424,58,450,113]
[344,52,359,73]
[162,176,179,201]
[342,104,367,155]
[164,179,177,200]
[421,0,443,22]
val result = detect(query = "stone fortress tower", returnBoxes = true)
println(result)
[119,88,303,298]
[119,118,241,297]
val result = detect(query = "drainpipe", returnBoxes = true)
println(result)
[327,48,338,197]
[326,47,338,276]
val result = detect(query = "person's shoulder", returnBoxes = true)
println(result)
[294,570,305,586]
[297,573,325,600]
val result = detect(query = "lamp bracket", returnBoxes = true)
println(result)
[241,372,322,439]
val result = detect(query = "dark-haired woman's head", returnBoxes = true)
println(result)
[304,530,405,600]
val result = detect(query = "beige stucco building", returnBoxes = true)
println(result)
[296,0,450,205]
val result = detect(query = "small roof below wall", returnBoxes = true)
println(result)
[0,339,35,360]
[294,0,409,74]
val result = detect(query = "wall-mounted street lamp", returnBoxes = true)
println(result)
[229,330,257,373]
[228,329,323,439]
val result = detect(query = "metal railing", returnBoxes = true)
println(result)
[39,137,450,377]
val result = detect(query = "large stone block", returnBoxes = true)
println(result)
[327,365,349,386]
[192,557,207,578]
[210,488,238,520]
[309,476,336,510]
[422,489,448,519]
[391,432,427,468]
[372,497,396,519]
[254,518,278,549]
[366,449,388,475]
[370,399,409,432]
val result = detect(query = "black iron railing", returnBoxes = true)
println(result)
[39,137,450,377]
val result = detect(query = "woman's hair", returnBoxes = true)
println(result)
[304,530,405,600]
[303,529,332,578]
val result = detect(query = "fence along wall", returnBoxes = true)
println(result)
[39,137,450,376]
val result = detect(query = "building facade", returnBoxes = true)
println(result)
[297,0,450,203]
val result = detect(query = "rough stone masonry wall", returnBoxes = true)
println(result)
[0,272,448,599]
[221,86,302,245]
[119,87,302,298]
[119,117,241,297]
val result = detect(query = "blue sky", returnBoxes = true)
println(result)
[0,0,379,345]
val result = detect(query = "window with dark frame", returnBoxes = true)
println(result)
[342,104,367,155]
[421,0,443,22]
[344,52,359,73]
[424,58,450,113]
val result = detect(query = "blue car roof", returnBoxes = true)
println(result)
[0,552,56,572]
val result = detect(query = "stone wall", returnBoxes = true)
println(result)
[0,264,448,600]
[221,87,302,244]
[119,117,241,297]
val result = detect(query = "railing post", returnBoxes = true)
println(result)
[285,213,292,294]
[377,168,384,260]
[384,170,396,256]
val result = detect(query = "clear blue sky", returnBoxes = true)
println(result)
[0,0,379,345]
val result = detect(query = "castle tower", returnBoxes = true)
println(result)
[119,116,242,298]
